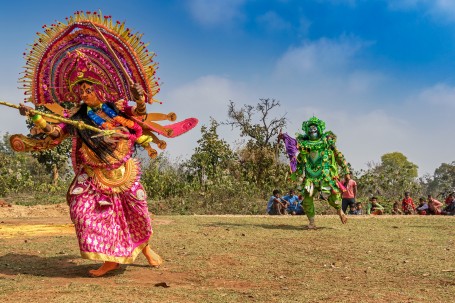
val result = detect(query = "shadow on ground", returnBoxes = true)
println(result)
[0,253,126,278]
[201,222,334,231]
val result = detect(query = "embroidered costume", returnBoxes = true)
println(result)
[8,12,198,267]
[280,116,350,228]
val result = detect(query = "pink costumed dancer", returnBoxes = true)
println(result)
[9,11,198,277]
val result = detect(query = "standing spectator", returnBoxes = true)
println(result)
[402,192,416,215]
[427,195,443,215]
[267,189,288,215]
[366,197,384,215]
[283,189,303,215]
[392,201,403,215]
[341,175,357,214]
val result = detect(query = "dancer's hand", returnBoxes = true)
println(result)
[130,83,145,101]
[19,103,33,116]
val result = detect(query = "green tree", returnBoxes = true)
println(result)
[186,118,235,185]
[141,153,194,200]
[31,138,72,185]
[0,133,47,196]
[24,105,73,184]
[426,161,455,197]
[358,152,421,202]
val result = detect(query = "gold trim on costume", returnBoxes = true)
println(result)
[80,241,148,264]
[10,132,69,152]
[85,158,140,193]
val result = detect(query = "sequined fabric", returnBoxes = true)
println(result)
[69,171,151,264]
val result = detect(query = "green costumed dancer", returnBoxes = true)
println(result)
[280,116,350,229]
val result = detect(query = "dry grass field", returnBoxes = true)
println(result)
[0,204,454,303]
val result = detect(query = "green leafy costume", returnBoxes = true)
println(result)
[281,116,350,226]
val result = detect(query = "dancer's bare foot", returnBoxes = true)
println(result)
[307,222,317,229]
[88,261,120,277]
[337,209,348,224]
[307,217,317,229]
[143,245,163,268]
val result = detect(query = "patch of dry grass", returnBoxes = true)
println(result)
[0,215,454,302]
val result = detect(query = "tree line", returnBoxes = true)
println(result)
[1,99,454,214]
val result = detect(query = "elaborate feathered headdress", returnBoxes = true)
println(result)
[21,11,160,105]
[15,11,198,159]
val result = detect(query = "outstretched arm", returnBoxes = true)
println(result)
[19,104,62,139]
[332,144,350,175]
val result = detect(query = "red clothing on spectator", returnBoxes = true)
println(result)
[342,179,357,199]
[402,197,416,212]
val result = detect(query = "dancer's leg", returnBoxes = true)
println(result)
[328,194,347,224]
[302,194,316,228]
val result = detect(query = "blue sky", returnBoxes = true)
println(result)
[1,0,454,175]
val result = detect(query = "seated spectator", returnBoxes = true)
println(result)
[392,201,403,215]
[283,189,304,215]
[266,189,288,215]
[427,195,443,215]
[416,197,428,215]
[355,202,364,215]
[444,193,454,206]
[366,197,384,215]
[402,191,416,215]
[348,203,357,215]
[442,193,455,215]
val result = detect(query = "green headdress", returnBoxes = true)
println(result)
[302,116,326,135]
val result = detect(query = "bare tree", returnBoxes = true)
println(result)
[225,98,286,148]
[225,98,288,186]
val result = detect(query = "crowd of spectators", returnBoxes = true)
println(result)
[339,192,455,216]
[266,189,304,216]
[267,180,455,216]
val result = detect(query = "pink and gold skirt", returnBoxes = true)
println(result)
[68,171,152,264]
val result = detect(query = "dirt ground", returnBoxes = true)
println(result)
[0,204,454,303]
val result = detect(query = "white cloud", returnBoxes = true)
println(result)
[388,82,455,174]
[154,35,454,176]
[280,92,453,176]
[416,83,455,107]
[283,105,410,173]
[267,35,455,176]
[272,35,384,109]
[158,75,252,158]
[186,0,246,27]
[388,0,455,22]
[256,11,292,32]
[275,36,372,77]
